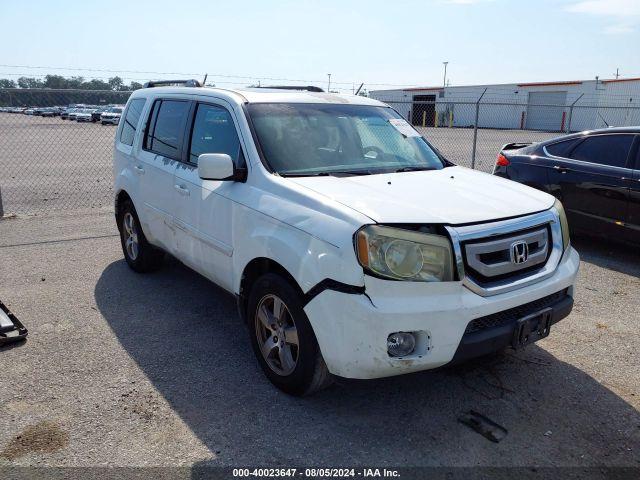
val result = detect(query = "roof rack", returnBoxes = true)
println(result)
[258,85,324,92]
[143,79,203,88]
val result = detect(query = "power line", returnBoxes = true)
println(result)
[0,63,421,88]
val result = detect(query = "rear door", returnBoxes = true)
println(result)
[137,98,191,253]
[549,133,635,236]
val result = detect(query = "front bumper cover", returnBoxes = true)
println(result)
[304,246,579,379]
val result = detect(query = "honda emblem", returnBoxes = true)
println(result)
[510,241,529,264]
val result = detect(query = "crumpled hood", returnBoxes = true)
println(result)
[287,166,554,225]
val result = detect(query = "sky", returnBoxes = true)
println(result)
[0,0,638,92]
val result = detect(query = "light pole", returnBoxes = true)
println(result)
[327,73,331,92]
[442,62,449,89]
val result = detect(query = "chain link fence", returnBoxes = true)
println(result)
[0,88,131,216]
[1,88,639,216]
[384,99,640,172]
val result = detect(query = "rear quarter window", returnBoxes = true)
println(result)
[119,98,146,146]
[544,139,579,158]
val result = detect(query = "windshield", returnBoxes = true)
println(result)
[247,103,446,176]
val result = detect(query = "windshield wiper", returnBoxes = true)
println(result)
[392,166,436,173]
[280,170,374,177]
[280,172,332,177]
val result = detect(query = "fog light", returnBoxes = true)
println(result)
[387,332,416,357]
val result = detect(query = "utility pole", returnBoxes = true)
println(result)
[614,68,620,79]
[327,73,331,93]
[442,62,449,89]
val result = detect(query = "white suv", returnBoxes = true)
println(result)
[112,80,579,395]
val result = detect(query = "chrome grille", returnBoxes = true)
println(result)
[445,209,564,297]
[464,227,549,279]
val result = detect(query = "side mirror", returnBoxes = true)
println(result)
[198,153,235,181]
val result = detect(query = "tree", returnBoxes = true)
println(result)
[128,81,143,91]
[43,75,68,89]
[81,79,111,90]
[17,77,44,89]
[0,79,16,88]
[67,76,85,89]
[108,76,124,91]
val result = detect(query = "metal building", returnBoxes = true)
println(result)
[370,77,640,132]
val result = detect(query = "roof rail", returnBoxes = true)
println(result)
[259,85,324,92]
[143,79,203,88]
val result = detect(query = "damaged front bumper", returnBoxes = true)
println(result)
[304,247,579,379]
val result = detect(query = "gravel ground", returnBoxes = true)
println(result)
[0,211,638,470]
[0,113,560,215]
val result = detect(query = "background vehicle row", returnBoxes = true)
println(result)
[0,104,124,124]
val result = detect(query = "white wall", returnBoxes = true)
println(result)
[371,79,640,132]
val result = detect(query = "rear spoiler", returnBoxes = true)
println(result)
[501,142,532,152]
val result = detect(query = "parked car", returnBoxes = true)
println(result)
[100,106,123,125]
[493,127,640,245]
[113,81,579,395]
[75,108,97,122]
[91,106,110,123]
[61,104,86,119]
[41,107,63,117]
[23,108,35,115]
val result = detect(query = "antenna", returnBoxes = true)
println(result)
[355,83,364,95]
[203,73,208,86]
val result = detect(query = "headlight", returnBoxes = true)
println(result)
[355,225,454,282]
[553,199,570,251]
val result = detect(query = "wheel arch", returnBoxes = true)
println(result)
[114,189,133,221]
[237,257,305,323]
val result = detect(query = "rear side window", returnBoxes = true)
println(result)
[545,139,579,158]
[119,98,146,146]
[189,104,242,165]
[144,100,190,159]
[569,134,634,168]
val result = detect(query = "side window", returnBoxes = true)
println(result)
[119,98,146,146]
[144,100,190,160]
[545,139,579,158]
[569,134,634,168]
[189,103,243,165]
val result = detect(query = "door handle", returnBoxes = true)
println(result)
[133,165,145,175]
[553,165,570,174]
[174,184,190,196]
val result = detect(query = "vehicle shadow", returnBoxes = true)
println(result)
[94,258,640,467]
[572,234,640,278]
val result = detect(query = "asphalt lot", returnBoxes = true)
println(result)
[0,211,638,469]
[0,114,561,215]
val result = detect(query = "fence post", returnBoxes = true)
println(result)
[471,88,487,170]
[0,186,4,218]
[566,93,584,133]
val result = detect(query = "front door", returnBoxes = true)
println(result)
[172,101,245,292]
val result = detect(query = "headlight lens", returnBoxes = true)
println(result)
[553,199,570,251]
[356,225,454,282]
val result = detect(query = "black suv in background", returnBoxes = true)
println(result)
[493,127,640,245]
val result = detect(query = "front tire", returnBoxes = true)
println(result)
[247,273,332,396]
[117,200,164,273]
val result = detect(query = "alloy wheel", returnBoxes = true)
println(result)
[255,294,299,376]
[122,212,139,261]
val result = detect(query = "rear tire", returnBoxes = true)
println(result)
[117,200,164,273]
[247,273,333,396]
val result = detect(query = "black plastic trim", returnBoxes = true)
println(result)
[303,279,366,305]
[448,292,573,366]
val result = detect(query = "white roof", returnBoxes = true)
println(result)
[130,85,386,107]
